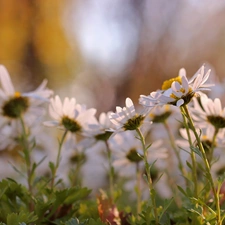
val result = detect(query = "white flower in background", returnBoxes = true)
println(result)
[88,111,116,140]
[0,65,53,120]
[190,95,225,130]
[0,65,53,151]
[0,122,18,150]
[109,97,145,131]
[109,131,168,199]
[78,111,116,149]
[139,65,213,108]
[148,105,174,124]
[177,126,225,163]
[109,131,167,177]
[43,95,98,134]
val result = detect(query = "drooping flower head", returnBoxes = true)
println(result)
[43,95,97,134]
[139,65,213,108]
[109,98,145,131]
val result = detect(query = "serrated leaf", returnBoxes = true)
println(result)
[65,187,91,204]
[7,211,37,225]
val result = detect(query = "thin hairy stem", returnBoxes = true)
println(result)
[136,162,142,215]
[180,108,198,198]
[136,128,159,224]
[182,105,221,225]
[163,121,187,182]
[19,116,34,211]
[105,140,115,202]
[51,130,68,189]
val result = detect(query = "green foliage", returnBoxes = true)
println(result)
[0,178,91,224]
[86,218,105,225]
[1,64,225,225]
[60,218,88,225]
[0,179,30,223]
[6,211,37,225]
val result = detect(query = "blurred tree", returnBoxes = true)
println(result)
[0,0,80,90]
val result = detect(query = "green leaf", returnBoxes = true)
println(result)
[87,218,105,225]
[60,218,89,225]
[49,161,55,173]
[190,197,216,216]
[36,155,47,168]
[177,185,187,197]
[61,218,80,225]
[159,198,174,221]
[186,160,192,170]
[143,174,148,185]
[191,146,202,158]
[65,187,91,204]
[7,211,37,225]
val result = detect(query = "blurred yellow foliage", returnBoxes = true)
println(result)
[33,0,72,66]
[0,0,78,88]
[0,0,31,62]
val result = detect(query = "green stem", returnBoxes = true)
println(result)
[70,152,84,187]
[163,121,187,181]
[136,162,141,215]
[105,141,114,202]
[182,105,221,225]
[51,130,68,189]
[208,128,219,166]
[19,116,34,211]
[136,128,159,224]
[180,108,198,197]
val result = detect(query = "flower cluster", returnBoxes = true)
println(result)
[2,63,225,225]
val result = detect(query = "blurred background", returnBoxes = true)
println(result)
[1,0,225,113]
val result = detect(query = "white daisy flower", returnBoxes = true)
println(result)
[0,65,53,120]
[139,65,213,108]
[87,111,115,140]
[191,95,225,130]
[109,97,145,131]
[177,126,225,165]
[77,111,117,150]
[148,105,175,124]
[178,126,225,148]
[109,131,168,177]
[43,95,98,134]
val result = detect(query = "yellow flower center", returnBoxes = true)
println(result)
[202,135,208,140]
[170,93,177,99]
[161,76,182,90]
[14,91,21,97]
